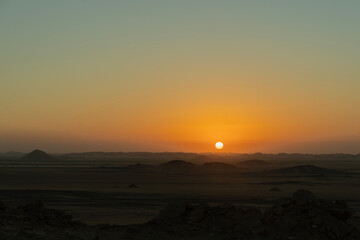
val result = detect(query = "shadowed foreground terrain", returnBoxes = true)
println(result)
[1,190,359,240]
[1,151,360,239]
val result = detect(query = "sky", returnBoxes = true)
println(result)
[1,1,360,153]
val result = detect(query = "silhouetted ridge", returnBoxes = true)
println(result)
[201,162,237,170]
[0,151,25,159]
[159,160,196,170]
[22,150,56,161]
[237,159,269,167]
[271,164,344,175]
[5,151,25,157]
[124,164,155,171]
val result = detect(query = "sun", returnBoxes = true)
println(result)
[215,142,223,150]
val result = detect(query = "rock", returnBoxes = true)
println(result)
[311,216,324,226]
[244,208,262,216]
[128,184,138,188]
[331,208,354,221]
[333,221,353,239]
[230,209,245,221]
[271,205,284,216]
[158,200,187,221]
[186,208,205,223]
[277,216,298,231]
[292,189,317,204]
[261,189,360,240]
[20,200,45,215]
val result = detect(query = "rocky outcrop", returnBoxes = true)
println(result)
[262,189,357,239]
[0,190,359,240]
[146,189,359,239]
[159,160,196,171]
[0,200,85,240]
[22,150,56,161]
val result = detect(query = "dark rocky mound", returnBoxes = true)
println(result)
[201,162,237,170]
[159,160,196,170]
[0,200,83,239]
[128,184,138,188]
[237,159,269,167]
[22,149,56,161]
[270,165,345,175]
[146,189,359,240]
[1,190,359,240]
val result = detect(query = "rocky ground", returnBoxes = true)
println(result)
[0,190,359,240]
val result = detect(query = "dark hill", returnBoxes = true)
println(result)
[22,150,56,161]
[236,159,269,168]
[270,165,345,175]
[159,160,196,170]
[124,164,155,171]
[201,162,237,170]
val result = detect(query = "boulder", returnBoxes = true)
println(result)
[0,201,6,211]
[186,208,206,223]
[292,189,317,204]
[19,200,45,216]
[158,200,187,221]
[330,207,355,221]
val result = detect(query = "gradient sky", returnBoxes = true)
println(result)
[1,1,360,153]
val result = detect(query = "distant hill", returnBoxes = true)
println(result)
[0,151,25,159]
[61,152,200,161]
[236,159,269,168]
[124,164,155,171]
[159,160,196,170]
[6,151,25,156]
[201,162,237,170]
[270,165,345,175]
[22,150,56,161]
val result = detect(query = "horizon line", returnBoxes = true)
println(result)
[3,150,360,156]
